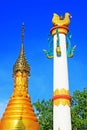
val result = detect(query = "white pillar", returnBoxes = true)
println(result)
[53,33,72,130]
[53,34,69,90]
[50,12,72,130]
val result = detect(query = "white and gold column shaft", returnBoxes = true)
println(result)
[51,13,72,130]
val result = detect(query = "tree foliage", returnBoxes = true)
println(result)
[71,88,87,130]
[33,88,87,130]
[33,99,53,130]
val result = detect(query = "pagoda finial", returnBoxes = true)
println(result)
[22,22,24,44]
[21,23,25,55]
[13,23,30,77]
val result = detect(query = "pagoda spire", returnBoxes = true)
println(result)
[21,22,24,44]
[13,23,30,76]
[0,24,40,130]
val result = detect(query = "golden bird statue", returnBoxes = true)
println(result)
[52,12,72,26]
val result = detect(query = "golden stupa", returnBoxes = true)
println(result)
[0,24,40,130]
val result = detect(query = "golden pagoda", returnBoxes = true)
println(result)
[0,23,40,130]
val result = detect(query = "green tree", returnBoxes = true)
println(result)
[33,88,87,130]
[71,88,87,130]
[33,99,53,130]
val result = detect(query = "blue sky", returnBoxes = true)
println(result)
[0,0,87,117]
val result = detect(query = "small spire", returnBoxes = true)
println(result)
[20,43,24,56]
[13,24,30,76]
[21,23,24,56]
[22,23,24,44]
